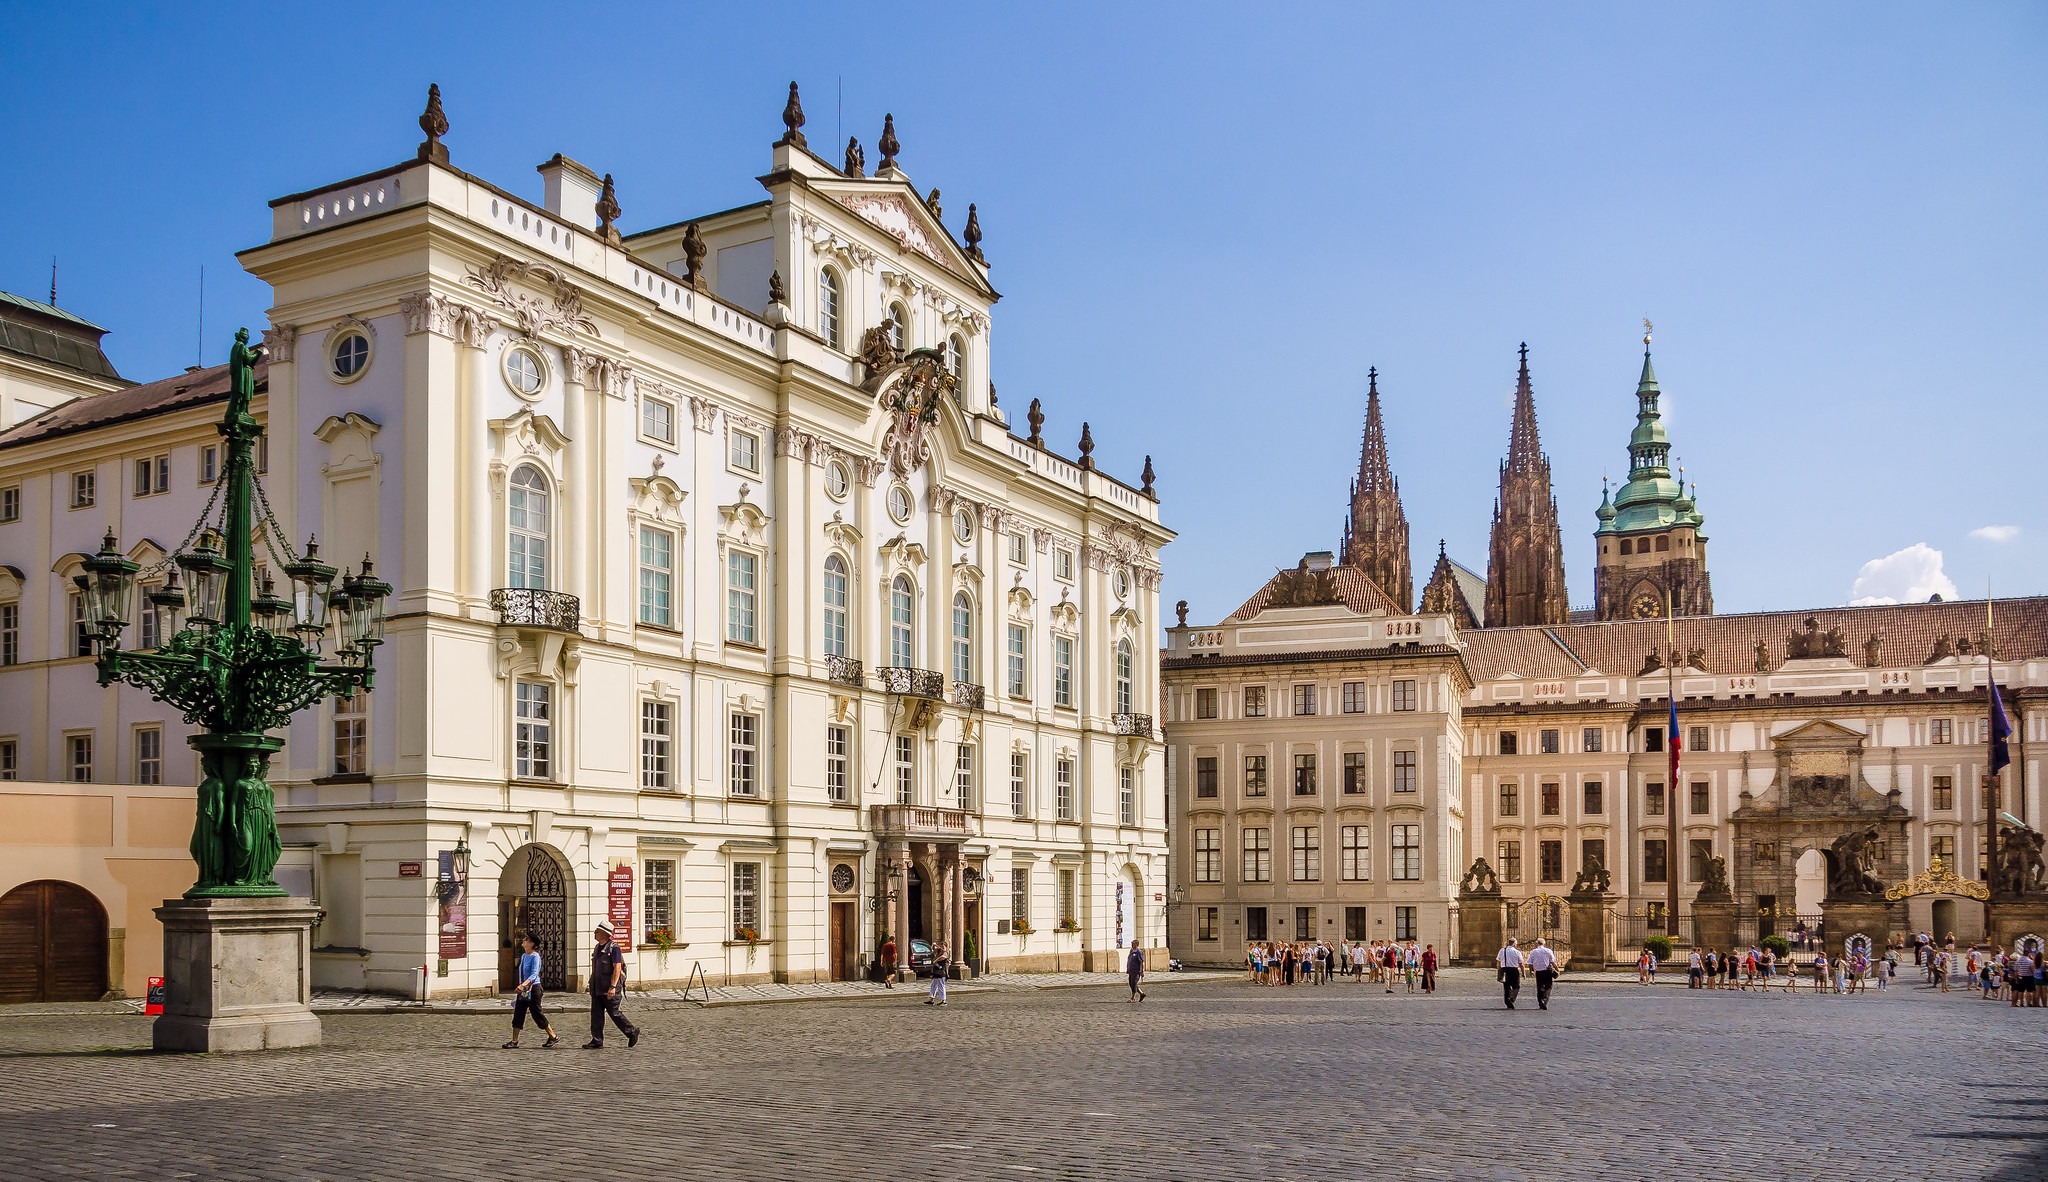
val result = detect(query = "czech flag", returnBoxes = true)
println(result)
[1991,680,2013,776]
[1668,694,1682,787]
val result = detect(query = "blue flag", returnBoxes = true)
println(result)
[1990,681,2012,776]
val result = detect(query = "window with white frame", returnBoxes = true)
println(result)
[640,700,673,790]
[133,454,170,497]
[894,734,914,804]
[889,576,914,667]
[507,465,551,590]
[1197,907,1219,941]
[333,690,368,776]
[731,862,761,936]
[1119,767,1135,825]
[1392,749,1418,793]
[134,725,163,785]
[1292,683,1317,716]
[1291,826,1320,881]
[955,744,975,810]
[1006,623,1028,698]
[1007,533,1027,566]
[514,682,552,779]
[1055,757,1075,820]
[822,555,850,658]
[818,267,842,350]
[729,713,758,797]
[951,593,973,685]
[887,302,909,351]
[1340,825,1369,881]
[137,582,161,649]
[945,333,964,377]
[1931,718,1953,744]
[1241,827,1271,882]
[1391,823,1421,881]
[68,733,93,782]
[199,445,219,485]
[727,551,758,645]
[1057,869,1076,926]
[0,739,15,780]
[1391,679,1417,712]
[642,859,675,939]
[1194,828,1221,882]
[0,484,18,521]
[826,725,850,803]
[70,470,95,509]
[1009,750,1028,817]
[1053,547,1073,581]
[1052,635,1074,707]
[728,427,761,474]
[1115,640,1134,714]
[0,602,17,665]
[70,591,91,657]
[1343,751,1367,795]
[1243,685,1267,718]
[1342,681,1367,713]
[637,526,675,627]
[1010,867,1030,926]
[640,393,676,445]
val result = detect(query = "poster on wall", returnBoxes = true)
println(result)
[608,865,634,948]
[1114,881,1127,948]
[437,849,469,959]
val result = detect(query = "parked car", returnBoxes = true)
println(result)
[908,938,935,977]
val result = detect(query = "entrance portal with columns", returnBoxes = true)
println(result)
[873,804,977,979]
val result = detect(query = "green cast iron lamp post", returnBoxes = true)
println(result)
[82,328,390,898]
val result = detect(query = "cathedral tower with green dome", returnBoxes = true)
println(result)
[1592,327,1713,621]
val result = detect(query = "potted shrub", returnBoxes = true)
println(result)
[1760,934,1792,960]
[1644,935,1675,962]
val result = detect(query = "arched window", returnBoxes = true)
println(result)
[819,267,842,350]
[946,333,965,377]
[1115,638,1134,714]
[951,592,973,685]
[507,464,550,589]
[822,555,849,658]
[889,576,914,668]
[1619,539,1632,556]
[888,302,910,352]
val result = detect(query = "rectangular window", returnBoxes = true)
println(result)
[725,551,757,644]
[729,428,760,473]
[895,735,915,805]
[1292,752,1317,796]
[0,602,17,665]
[1498,840,1523,884]
[826,725,850,803]
[1291,826,1320,882]
[1342,681,1366,713]
[1391,824,1421,881]
[1540,782,1561,816]
[514,682,552,779]
[1295,905,1315,939]
[637,526,675,627]
[1245,906,1268,942]
[1010,868,1030,926]
[729,713,759,797]
[1243,685,1267,718]
[1195,756,1218,798]
[1499,781,1520,816]
[1932,834,1956,865]
[138,589,159,650]
[1197,906,1220,942]
[1052,636,1074,707]
[133,455,170,497]
[1194,828,1221,883]
[642,859,674,939]
[1582,727,1602,753]
[1391,679,1417,712]
[1009,750,1027,817]
[1008,533,1028,566]
[731,862,761,935]
[640,701,673,790]
[1005,624,1028,698]
[1689,725,1710,753]
[1931,718,1952,744]
[199,445,219,485]
[1581,838,1607,878]
[1644,726,1665,753]
[1057,869,1076,926]
[1054,548,1073,581]
[1932,775,1954,811]
[1689,838,1714,883]
[1340,825,1369,881]
[134,726,163,785]
[1195,687,1218,719]
[1292,684,1317,717]
[1055,757,1075,820]
[1342,751,1367,795]
[333,691,368,776]
[68,733,94,783]
[1539,840,1563,882]
[71,591,92,657]
[1392,750,1417,794]
[1539,728,1559,754]
[1344,907,1368,942]
[641,395,676,445]
[1115,770,1136,828]
[1645,781,1666,816]
[1395,906,1417,942]
[956,744,976,811]
[1241,827,1272,883]
[1690,781,1710,815]
[0,739,14,780]
[1243,754,1268,797]
[1643,838,1668,884]
[1499,732,1518,755]
[70,470,95,509]
[0,485,17,521]
[1578,779,1602,814]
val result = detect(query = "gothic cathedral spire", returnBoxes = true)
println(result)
[1484,344,1570,627]
[1338,367,1413,611]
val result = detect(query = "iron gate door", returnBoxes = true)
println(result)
[526,855,568,991]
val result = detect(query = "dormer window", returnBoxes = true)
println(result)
[819,267,843,350]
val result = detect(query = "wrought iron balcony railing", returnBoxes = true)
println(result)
[489,587,581,633]
[877,666,946,700]
[1112,712,1154,737]
[825,655,865,689]
[951,681,986,711]
[871,804,978,840]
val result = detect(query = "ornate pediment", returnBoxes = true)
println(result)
[823,511,862,552]
[878,534,927,573]
[314,412,383,478]
[872,349,957,476]
[463,257,599,340]
[1048,591,1080,631]
[1007,585,1035,620]
[490,409,570,470]
[1110,604,1143,637]
[627,474,686,525]
[837,192,952,268]
[717,498,772,551]
[953,560,982,589]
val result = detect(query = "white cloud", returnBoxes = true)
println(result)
[1849,543,1959,606]
[1969,525,2021,543]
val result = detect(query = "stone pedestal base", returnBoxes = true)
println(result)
[1457,896,1506,966]
[1569,896,1615,968]
[153,896,321,1053]
[1818,899,1893,960]
[1692,900,1739,954]
[1984,898,2048,953]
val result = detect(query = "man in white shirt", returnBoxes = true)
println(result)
[1495,937,1525,1009]
[1526,937,1559,1010]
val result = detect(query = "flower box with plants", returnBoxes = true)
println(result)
[642,928,685,953]
[1055,919,1080,934]
[730,924,762,949]
[1010,919,1035,937]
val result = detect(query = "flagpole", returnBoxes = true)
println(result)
[1667,587,1680,940]
[1987,587,1998,853]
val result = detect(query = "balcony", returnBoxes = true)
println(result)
[489,587,581,632]
[951,681,986,711]
[1112,713,1154,738]
[825,655,865,689]
[877,666,946,701]
[871,804,978,841]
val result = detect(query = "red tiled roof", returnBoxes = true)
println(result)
[1229,563,1402,622]
[0,361,263,449]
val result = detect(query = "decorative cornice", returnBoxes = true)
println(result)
[462,257,599,340]
[399,290,492,347]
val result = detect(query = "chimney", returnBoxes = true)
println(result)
[1303,550,1335,572]
[536,154,602,229]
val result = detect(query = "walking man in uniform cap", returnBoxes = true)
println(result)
[583,919,640,1049]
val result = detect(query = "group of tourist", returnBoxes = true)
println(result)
[1244,939,1438,993]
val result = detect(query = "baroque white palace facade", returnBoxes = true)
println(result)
[0,89,1171,997]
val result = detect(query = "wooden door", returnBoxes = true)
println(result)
[829,902,850,981]
[0,881,109,1003]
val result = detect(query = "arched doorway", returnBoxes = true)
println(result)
[0,880,109,1003]
[1118,867,1144,949]
[498,846,572,991]
[906,865,928,942]
[1792,848,1826,916]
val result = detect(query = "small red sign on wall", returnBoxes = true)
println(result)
[608,866,634,948]
[398,862,423,877]
[145,977,165,1015]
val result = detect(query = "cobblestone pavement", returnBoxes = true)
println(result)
[1,973,2042,1181]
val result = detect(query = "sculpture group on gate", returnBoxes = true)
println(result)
[1460,856,1501,896]
[1822,827,1888,899]
[1993,825,2048,897]
[1570,853,1611,897]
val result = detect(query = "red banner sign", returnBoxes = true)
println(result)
[144,976,165,1015]
[608,866,634,948]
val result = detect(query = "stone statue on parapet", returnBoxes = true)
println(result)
[1569,854,1611,898]
[1460,857,1501,897]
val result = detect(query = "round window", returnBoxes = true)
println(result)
[825,460,850,500]
[1114,567,1132,599]
[505,346,546,398]
[953,508,974,543]
[887,485,913,524]
[330,331,371,382]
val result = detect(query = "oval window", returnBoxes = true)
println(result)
[887,485,913,524]
[505,347,546,397]
[825,460,850,500]
[953,508,974,543]
[331,331,370,381]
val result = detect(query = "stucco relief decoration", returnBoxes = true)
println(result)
[261,324,297,364]
[853,455,888,488]
[1031,528,1053,555]
[822,511,862,553]
[1048,593,1080,631]
[875,350,956,478]
[836,192,950,267]
[797,211,879,271]
[464,258,599,340]
[400,292,492,347]
[716,496,772,559]
[312,412,383,478]
[688,396,720,434]
[1007,585,1035,620]
[489,410,570,474]
[878,534,928,575]
[953,559,982,590]
[627,475,686,525]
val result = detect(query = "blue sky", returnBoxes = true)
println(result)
[5,4,2043,625]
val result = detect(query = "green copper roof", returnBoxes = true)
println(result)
[1603,346,1702,535]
